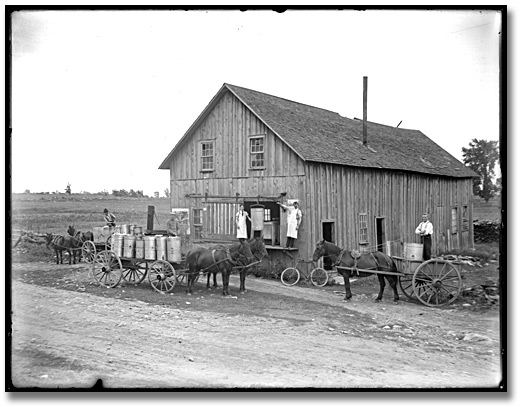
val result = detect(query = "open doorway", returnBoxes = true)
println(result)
[322,221,335,243]
[375,217,385,253]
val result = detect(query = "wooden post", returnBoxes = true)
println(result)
[147,206,155,231]
[363,76,368,145]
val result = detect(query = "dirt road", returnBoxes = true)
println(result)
[9,262,502,389]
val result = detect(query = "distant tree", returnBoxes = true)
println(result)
[164,188,170,198]
[65,183,71,194]
[462,138,499,202]
[24,189,30,194]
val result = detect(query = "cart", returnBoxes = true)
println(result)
[90,249,188,293]
[81,227,115,264]
[335,256,463,307]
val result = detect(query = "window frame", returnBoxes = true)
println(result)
[358,212,369,244]
[192,208,203,240]
[451,206,458,234]
[462,205,469,232]
[200,140,215,172]
[248,134,266,170]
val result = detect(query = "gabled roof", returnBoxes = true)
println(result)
[160,83,476,178]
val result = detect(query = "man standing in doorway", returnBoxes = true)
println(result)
[277,200,302,249]
[415,213,433,260]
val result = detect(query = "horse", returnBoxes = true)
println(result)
[45,233,76,265]
[67,225,94,263]
[186,241,254,296]
[206,237,269,293]
[312,240,400,304]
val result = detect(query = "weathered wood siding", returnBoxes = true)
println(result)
[304,162,474,258]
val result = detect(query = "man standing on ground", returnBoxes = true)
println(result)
[415,213,433,260]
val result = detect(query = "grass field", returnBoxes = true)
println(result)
[11,193,172,235]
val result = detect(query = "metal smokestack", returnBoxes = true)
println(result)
[363,76,368,145]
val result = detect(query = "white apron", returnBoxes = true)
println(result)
[286,208,302,239]
[236,211,249,239]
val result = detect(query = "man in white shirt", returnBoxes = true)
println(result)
[415,213,433,260]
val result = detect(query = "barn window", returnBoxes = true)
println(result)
[200,141,214,172]
[451,207,458,234]
[249,135,265,169]
[193,208,203,240]
[462,205,469,232]
[358,213,368,244]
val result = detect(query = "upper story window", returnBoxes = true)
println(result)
[200,141,214,172]
[249,135,265,169]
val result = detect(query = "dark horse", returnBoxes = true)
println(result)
[186,241,253,296]
[67,225,94,263]
[45,233,76,265]
[312,240,400,304]
[206,237,269,293]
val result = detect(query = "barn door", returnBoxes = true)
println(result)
[204,201,237,241]
[375,217,385,253]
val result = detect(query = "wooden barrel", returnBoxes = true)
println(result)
[123,234,136,258]
[250,204,265,231]
[167,236,182,263]
[403,243,423,261]
[144,236,156,260]
[135,237,145,259]
[156,236,168,261]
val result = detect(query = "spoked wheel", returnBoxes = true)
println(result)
[281,267,300,286]
[310,267,328,287]
[399,273,416,300]
[105,234,113,251]
[148,260,177,293]
[122,261,148,284]
[81,241,96,264]
[92,250,122,288]
[413,259,462,307]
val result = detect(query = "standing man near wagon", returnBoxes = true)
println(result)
[103,208,116,227]
[277,200,302,249]
[235,203,251,243]
[415,213,433,260]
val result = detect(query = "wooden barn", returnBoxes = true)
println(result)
[159,83,477,264]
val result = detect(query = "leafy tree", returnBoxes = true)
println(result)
[65,183,71,194]
[164,188,170,198]
[462,138,499,202]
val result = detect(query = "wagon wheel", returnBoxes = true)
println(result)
[412,259,462,307]
[399,273,416,300]
[81,240,96,264]
[310,267,328,287]
[148,260,177,293]
[281,267,300,286]
[105,233,114,251]
[92,250,122,288]
[122,261,148,284]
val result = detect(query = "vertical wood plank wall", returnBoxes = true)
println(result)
[167,89,474,259]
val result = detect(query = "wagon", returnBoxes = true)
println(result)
[90,249,188,293]
[80,226,119,264]
[335,256,463,307]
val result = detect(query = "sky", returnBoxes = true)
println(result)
[9,8,503,196]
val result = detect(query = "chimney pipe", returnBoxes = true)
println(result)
[363,76,368,145]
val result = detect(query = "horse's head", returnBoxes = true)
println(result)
[67,225,75,236]
[45,233,53,246]
[249,237,269,259]
[239,240,254,264]
[312,240,327,262]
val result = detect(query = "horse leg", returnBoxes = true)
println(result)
[386,275,400,304]
[239,268,246,293]
[206,273,211,290]
[375,275,386,302]
[55,248,60,264]
[341,272,352,301]
[221,267,230,296]
[213,272,218,287]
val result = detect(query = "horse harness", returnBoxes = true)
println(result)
[331,247,394,277]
